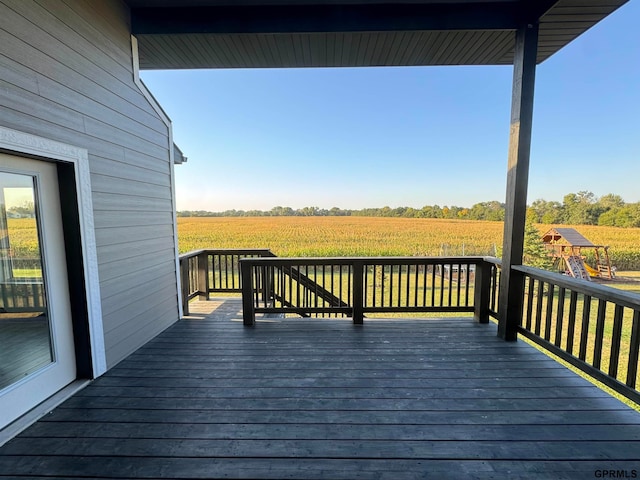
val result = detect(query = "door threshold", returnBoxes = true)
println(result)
[0,379,90,447]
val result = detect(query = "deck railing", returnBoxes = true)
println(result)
[514,265,640,404]
[239,256,497,325]
[178,250,639,404]
[0,281,46,312]
[178,249,274,315]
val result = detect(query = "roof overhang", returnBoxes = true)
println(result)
[173,143,187,164]
[541,228,603,248]
[125,0,628,69]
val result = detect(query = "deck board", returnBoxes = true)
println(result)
[1,298,639,479]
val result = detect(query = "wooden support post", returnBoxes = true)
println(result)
[474,261,491,324]
[498,22,539,341]
[197,252,209,301]
[352,261,364,325]
[240,260,255,326]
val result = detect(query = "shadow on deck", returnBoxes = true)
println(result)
[1,298,639,479]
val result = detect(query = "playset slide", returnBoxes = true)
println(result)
[582,262,600,277]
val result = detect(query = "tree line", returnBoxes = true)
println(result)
[177,191,640,228]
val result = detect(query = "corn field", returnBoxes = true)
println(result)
[5,217,639,270]
[177,217,640,270]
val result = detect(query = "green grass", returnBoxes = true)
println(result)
[612,271,640,295]
[522,280,639,409]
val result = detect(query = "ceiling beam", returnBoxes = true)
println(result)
[520,0,561,23]
[131,3,536,35]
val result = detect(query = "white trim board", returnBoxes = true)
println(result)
[131,34,184,318]
[0,125,107,377]
[0,380,90,448]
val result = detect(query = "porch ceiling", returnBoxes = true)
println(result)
[126,0,628,69]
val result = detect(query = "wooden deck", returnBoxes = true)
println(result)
[1,298,639,479]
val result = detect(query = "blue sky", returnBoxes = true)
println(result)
[141,2,639,212]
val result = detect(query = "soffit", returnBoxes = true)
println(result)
[126,1,628,69]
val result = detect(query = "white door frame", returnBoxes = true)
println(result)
[0,126,106,377]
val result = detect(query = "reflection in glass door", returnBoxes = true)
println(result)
[0,172,52,390]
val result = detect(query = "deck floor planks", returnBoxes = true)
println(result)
[1,297,639,479]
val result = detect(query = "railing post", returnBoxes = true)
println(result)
[197,251,210,301]
[474,260,491,324]
[240,260,255,326]
[260,266,271,304]
[352,261,364,325]
[180,257,190,316]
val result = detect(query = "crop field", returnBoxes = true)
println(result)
[178,216,503,256]
[177,216,640,270]
[4,218,41,277]
[3,216,638,274]
[5,218,39,258]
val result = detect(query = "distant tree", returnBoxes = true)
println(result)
[600,204,640,228]
[379,206,393,217]
[485,201,506,221]
[7,200,35,218]
[402,207,418,218]
[596,194,629,227]
[469,201,504,221]
[448,206,462,218]
[299,206,320,216]
[270,206,294,216]
[174,192,640,227]
[562,191,602,225]
[540,205,563,224]
[597,209,613,225]
[328,207,350,216]
[528,199,562,224]
[420,205,443,218]
[393,206,408,217]
[597,193,625,210]
[626,204,640,227]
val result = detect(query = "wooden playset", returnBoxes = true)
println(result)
[541,228,614,281]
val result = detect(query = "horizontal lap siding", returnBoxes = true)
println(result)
[0,0,179,368]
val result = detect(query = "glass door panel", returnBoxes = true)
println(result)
[0,172,52,390]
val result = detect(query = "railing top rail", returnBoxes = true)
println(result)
[178,249,207,261]
[482,256,502,266]
[179,248,275,261]
[514,264,640,310]
[204,248,275,256]
[239,256,489,266]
